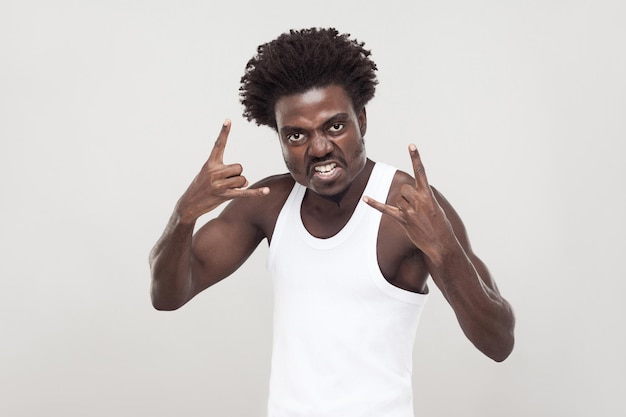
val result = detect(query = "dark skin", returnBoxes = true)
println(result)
[150,84,515,362]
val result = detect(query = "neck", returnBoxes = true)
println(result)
[323,188,349,208]
[306,159,374,212]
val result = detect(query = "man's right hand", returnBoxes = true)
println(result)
[175,119,270,224]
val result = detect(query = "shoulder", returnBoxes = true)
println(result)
[219,173,295,239]
[250,173,295,213]
[252,173,295,194]
[384,164,471,252]
[386,166,448,208]
[374,166,431,292]
[386,167,414,204]
[374,164,415,246]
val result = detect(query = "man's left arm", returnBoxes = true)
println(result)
[364,144,515,362]
[427,186,515,362]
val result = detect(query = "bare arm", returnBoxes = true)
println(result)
[364,145,515,361]
[425,188,515,362]
[149,120,269,311]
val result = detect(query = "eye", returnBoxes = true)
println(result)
[286,132,304,142]
[328,123,344,133]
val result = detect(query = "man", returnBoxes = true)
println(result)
[150,27,515,417]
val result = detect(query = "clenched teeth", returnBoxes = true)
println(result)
[314,163,336,174]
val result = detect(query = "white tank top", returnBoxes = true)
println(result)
[267,162,428,417]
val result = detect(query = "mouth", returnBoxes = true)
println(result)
[313,162,338,177]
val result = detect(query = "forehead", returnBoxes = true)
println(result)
[274,85,355,128]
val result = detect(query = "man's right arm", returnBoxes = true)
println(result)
[149,212,197,311]
[149,120,269,310]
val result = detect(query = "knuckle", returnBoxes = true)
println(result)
[234,176,247,187]
[206,170,219,183]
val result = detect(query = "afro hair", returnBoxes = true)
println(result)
[239,27,378,130]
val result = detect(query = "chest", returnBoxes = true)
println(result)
[269,191,429,295]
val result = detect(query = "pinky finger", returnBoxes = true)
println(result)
[224,187,271,199]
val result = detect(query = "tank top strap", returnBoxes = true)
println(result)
[362,162,397,205]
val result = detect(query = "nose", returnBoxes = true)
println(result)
[308,132,333,158]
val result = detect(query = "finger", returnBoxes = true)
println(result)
[398,183,420,206]
[222,186,270,199]
[215,163,244,179]
[208,119,231,163]
[362,196,406,224]
[213,175,248,191]
[408,144,429,189]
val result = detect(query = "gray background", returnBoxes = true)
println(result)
[1,0,624,416]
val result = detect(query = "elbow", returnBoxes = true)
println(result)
[489,331,515,362]
[149,264,191,311]
[477,328,514,362]
[487,313,516,362]
[151,298,182,311]
[150,283,187,311]
[468,305,515,362]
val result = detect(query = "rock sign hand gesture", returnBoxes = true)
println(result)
[176,119,270,223]
[363,144,456,263]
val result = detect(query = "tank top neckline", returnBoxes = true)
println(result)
[291,162,385,250]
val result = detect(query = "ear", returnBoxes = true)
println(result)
[358,107,367,137]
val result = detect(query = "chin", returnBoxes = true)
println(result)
[315,184,351,203]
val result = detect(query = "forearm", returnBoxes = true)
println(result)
[149,210,196,311]
[148,119,271,310]
[428,241,515,362]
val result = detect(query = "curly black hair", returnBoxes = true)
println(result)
[239,27,378,130]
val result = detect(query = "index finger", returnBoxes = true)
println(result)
[408,144,429,189]
[208,119,231,163]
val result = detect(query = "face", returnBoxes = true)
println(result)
[274,85,368,199]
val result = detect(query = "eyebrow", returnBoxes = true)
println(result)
[279,113,351,135]
[326,113,350,124]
